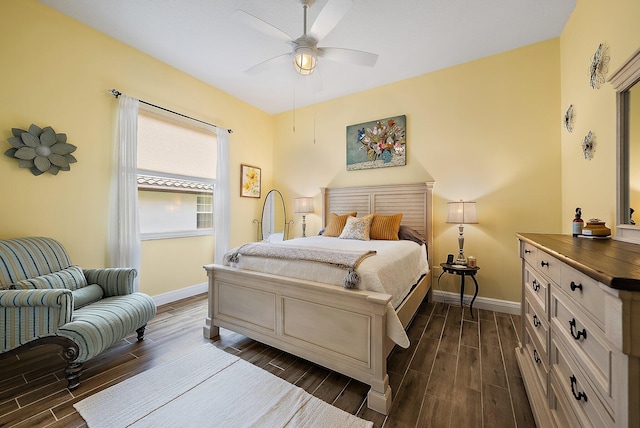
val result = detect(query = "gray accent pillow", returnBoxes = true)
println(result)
[72,283,104,309]
[398,225,426,245]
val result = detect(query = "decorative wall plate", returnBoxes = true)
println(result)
[4,124,77,176]
[589,43,610,89]
[564,104,575,132]
[582,130,596,160]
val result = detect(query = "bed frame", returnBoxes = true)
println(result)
[203,182,434,414]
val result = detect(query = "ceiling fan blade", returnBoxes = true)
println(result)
[308,0,353,41]
[318,47,378,67]
[232,10,293,42]
[245,53,292,75]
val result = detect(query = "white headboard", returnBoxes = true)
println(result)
[320,182,435,262]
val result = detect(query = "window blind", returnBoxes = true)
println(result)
[137,109,217,179]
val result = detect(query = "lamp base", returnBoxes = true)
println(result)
[301,215,307,238]
[455,254,467,266]
[456,225,467,265]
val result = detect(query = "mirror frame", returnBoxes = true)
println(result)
[611,48,640,243]
[259,189,290,242]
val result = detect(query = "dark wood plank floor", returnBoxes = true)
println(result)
[0,294,535,427]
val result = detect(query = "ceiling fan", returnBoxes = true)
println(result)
[234,0,378,76]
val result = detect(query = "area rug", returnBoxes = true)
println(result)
[74,344,373,427]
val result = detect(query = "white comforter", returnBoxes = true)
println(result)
[225,236,429,348]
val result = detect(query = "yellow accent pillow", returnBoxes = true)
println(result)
[323,212,357,237]
[339,214,374,240]
[370,213,403,240]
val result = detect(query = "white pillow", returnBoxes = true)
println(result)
[338,215,373,240]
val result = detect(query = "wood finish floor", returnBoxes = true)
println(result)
[0,294,535,427]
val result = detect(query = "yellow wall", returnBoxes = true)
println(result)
[0,1,272,296]
[273,40,562,302]
[5,0,640,305]
[560,0,640,232]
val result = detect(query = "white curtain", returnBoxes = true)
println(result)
[110,95,141,290]
[214,128,230,264]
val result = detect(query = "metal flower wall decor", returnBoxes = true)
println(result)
[582,130,596,160]
[564,104,575,133]
[589,43,610,89]
[4,124,77,176]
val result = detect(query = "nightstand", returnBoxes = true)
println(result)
[437,262,480,318]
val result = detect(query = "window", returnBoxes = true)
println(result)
[197,195,213,229]
[137,108,217,240]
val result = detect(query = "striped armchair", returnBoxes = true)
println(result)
[0,237,156,390]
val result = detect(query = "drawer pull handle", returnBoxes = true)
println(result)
[541,260,549,268]
[570,281,583,291]
[569,318,587,340]
[533,349,541,364]
[532,280,541,292]
[524,249,532,254]
[570,375,588,402]
[533,314,541,328]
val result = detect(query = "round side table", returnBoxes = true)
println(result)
[437,262,480,318]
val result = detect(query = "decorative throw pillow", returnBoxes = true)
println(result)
[339,214,374,240]
[13,265,88,291]
[398,225,426,245]
[370,213,403,240]
[72,283,104,309]
[323,212,357,237]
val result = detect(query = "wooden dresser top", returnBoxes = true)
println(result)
[516,233,640,291]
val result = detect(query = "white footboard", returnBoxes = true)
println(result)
[203,263,394,414]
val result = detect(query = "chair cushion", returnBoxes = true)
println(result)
[0,237,72,288]
[72,284,104,309]
[58,293,157,362]
[13,265,88,291]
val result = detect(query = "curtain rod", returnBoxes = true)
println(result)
[109,89,233,134]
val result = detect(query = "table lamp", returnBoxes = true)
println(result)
[294,197,314,237]
[446,200,478,265]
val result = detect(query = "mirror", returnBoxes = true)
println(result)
[629,83,640,225]
[611,49,640,243]
[259,189,289,242]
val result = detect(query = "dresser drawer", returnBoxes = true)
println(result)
[550,332,614,427]
[549,372,579,428]
[550,290,615,412]
[524,262,549,315]
[522,241,537,265]
[536,250,561,284]
[523,322,549,397]
[560,263,605,328]
[523,291,549,359]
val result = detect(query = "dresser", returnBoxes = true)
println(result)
[515,233,640,427]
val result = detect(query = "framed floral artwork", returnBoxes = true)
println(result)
[240,164,261,198]
[346,115,406,170]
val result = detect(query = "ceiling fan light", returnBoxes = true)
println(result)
[294,46,317,75]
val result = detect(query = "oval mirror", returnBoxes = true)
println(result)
[260,189,288,242]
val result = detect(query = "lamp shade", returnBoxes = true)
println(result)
[446,201,478,224]
[294,197,314,214]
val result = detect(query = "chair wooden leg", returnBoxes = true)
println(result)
[136,324,147,341]
[65,362,83,391]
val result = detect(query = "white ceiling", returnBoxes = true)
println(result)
[39,0,575,115]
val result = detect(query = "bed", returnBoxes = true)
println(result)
[203,182,434,414]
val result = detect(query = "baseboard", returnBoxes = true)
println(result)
[431,289,520,315]
[152,282,208,307]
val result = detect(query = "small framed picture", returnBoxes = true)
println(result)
[240,164,261,198]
